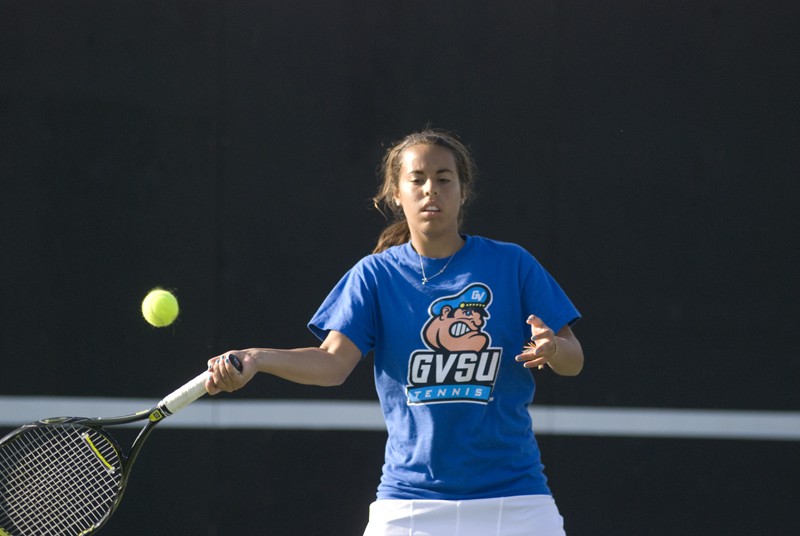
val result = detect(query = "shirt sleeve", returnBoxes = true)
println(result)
[520,253,581,333]
[307,260,376,357]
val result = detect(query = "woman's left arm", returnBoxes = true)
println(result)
[515,315,584,376]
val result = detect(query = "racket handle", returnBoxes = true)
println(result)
[159,355,243,415]
[159,371,208,415]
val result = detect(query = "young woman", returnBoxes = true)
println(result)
[207,129,584,535]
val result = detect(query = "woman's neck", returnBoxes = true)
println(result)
[411,233,465,258]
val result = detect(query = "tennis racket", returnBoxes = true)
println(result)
[0,355,242,536]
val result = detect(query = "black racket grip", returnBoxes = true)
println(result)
[227,353,244,373]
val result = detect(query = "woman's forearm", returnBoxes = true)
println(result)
[548,328,584,376]
[249,346,359,387]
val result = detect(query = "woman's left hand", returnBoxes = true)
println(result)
[515,315,559,370]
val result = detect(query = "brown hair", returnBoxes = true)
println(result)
[372,129,477,253]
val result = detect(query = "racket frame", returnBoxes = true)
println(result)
[0,356,241,535]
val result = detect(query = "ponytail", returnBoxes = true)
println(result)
[372,220,410,254]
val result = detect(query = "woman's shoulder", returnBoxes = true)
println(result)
[354,242,412,271]
[468,235,532,257]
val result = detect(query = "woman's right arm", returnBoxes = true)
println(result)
[205,330,363,395]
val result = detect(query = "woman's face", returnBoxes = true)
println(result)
[394,144,463,241]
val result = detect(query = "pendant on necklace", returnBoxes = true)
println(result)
[418,249,457,286]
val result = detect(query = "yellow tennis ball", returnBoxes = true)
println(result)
[141,288,179,327]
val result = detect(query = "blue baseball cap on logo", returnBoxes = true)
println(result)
[429,283,492,317]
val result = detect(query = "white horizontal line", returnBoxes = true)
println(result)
[530,405,800,441]
[0,397,798,441]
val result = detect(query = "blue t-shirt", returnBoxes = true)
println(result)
[309,235,580,500]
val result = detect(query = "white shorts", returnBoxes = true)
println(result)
[362,494,566,536]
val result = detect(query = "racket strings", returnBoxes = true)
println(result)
[0,424,123,535]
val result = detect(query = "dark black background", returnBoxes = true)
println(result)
[1,1,797,534]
